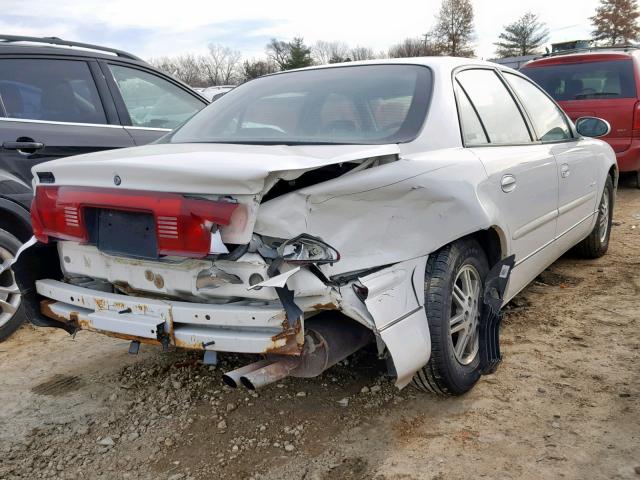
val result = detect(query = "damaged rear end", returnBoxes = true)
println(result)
[14,142,431,389]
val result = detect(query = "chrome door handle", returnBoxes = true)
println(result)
[560,164,570,178]
[501,174,517,193]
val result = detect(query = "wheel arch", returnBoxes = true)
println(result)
[608,164,619,191]
[461,226,506,270]
[0,199,31,242]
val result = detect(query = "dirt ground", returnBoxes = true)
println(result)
[0,179,638,480]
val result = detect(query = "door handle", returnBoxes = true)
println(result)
[560,164,570,178]
[501,174,517,193]
[2,140,44,155]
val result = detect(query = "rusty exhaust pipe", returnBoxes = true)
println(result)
[239,316,373,390]
[222,359,273,388]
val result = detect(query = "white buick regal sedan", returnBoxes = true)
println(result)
[11,57,617,396]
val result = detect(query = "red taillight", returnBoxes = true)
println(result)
[31,186,238,258]
[633,101,640,137]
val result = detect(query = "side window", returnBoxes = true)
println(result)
[108,65,204,129]
[456,69,531,144]
[0,59,107,124]
[505,73,572,142]
[454,81,488,146]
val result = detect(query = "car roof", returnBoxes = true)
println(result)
[524,49,639,68]
[0,42,149,68]
[268,56,516,76]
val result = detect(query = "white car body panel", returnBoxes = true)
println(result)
[21,57,617,388]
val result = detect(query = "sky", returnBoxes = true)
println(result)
[0,0,603,61]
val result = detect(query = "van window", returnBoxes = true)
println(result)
[522,59,636,101]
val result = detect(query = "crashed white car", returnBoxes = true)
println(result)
[13,58,616,395]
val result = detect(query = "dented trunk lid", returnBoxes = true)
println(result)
[32,142,400,245]
[32,142,400,195]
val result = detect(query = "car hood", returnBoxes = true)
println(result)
[32,142,400,195]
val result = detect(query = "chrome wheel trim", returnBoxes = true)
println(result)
[0,246,20,328]
[598,187,610,244]
[450,264,481,365]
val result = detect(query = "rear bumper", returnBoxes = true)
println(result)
[13,238,432,388]
[615,139,640,172]
[36,279,304,354]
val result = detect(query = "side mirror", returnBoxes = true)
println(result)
[575,116,611,138]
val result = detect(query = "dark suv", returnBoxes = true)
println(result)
[0,36,208,340]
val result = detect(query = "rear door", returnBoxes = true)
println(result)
[0,56,135,207]
[454,67,560,299]
[522,56,638,154]
[504,72,598,249]
[99,61,207,145]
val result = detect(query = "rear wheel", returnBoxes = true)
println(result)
[413,238,488,396]
[575,176,613,259]
[0,228,25,342]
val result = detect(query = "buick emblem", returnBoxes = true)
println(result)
[113,175,122,186]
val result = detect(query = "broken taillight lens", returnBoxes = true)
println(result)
[31,186,238,258]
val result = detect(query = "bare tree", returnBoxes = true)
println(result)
[388,35,443,58]
[433,0,475,57]
[313,40,350,64]
[199,44,241,86]
[266,38,291,70]
[240,59,278,82]
[349,46,376,61]
[150,54,204,86]
[591,0,640,45]
[494,12,549,57]
[148,57,179,77]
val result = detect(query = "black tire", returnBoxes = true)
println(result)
[575,176,614,259]
[0,228,25,342]
[413,238,489,396]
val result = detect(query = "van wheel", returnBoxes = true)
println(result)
[575,176,613,259]
[412,238,488,396]
[0,228,25,342]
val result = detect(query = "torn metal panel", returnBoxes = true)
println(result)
[256,149,507,276]
[353,256,430,388]
[248,267,300,290]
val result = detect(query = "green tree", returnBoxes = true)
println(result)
[283,37,313,69]
[433,0,475,57]
[494,12,549,58]
[591,0,640,45]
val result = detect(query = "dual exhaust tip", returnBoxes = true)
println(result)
[222,317,374,390]
[222,359,279,390]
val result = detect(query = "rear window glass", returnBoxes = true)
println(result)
[169,65,432,145]
[522,59,636,101]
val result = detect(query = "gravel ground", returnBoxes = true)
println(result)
[0,179,638,480]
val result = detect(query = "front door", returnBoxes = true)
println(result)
[503,73,598,250]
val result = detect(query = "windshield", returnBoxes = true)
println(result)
[168,65,432,145]
[522,59,636,101]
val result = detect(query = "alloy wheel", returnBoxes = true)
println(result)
[0,247,21,328]
[449,264,481,365]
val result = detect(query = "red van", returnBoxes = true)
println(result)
[522,49,640,181]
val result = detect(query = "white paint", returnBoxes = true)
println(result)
[29,57,617,388]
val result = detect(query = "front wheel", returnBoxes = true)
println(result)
[412,238,488,396]
[575,176,614,259]
[0,228,25,342]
